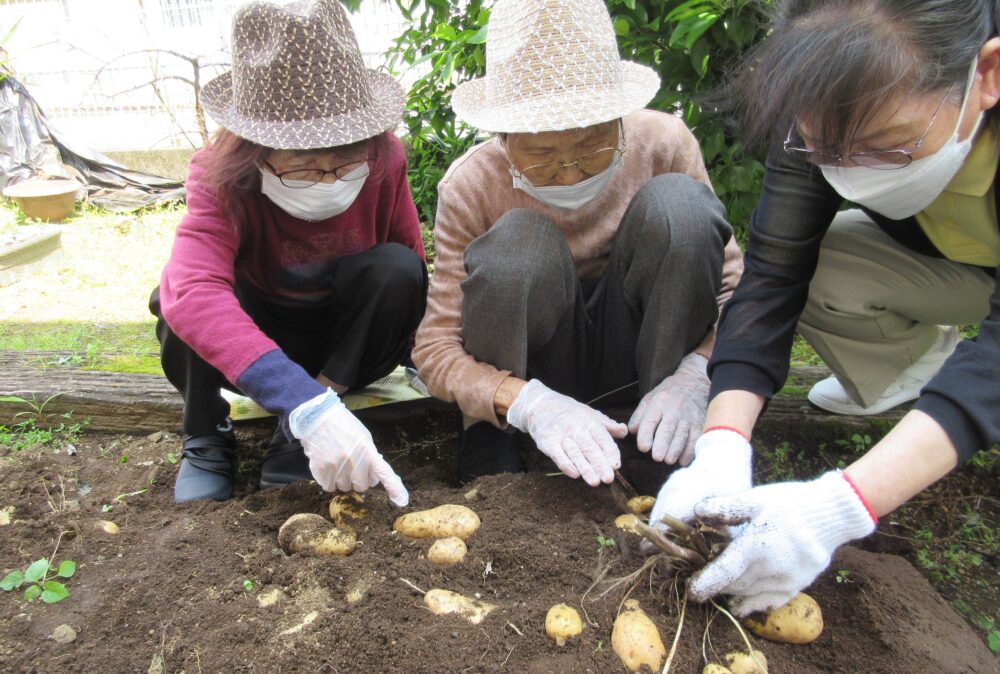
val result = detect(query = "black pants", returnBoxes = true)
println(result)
[149,242,428,436]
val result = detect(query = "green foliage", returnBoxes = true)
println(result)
[1,557,75,604]
[596,534,616,549]
[607,0,772,230]
[988,630,1000,654]
[0,393,83,451]
[385,0,490,226]
[383,0,774,232]
[835,433,874,454]
[243,579,254,592]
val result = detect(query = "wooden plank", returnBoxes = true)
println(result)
[0,351,907,435]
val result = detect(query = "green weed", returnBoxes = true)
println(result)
[1,558,76,604]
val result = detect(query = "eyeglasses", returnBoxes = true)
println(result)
[263,159,368,187]
[503,122,626,185]
[783,83,955,170]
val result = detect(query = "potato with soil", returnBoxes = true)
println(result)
[725,649,768,674]
[427,537,467,566]
[611,598,666,672]
[278,513,356,556]
[703,665,734,674]
[394,504,480,540]
[328,492,367,528]
[614,513,641,534]
[424,588,495,625]
[744,592,823,644]
[545,603,583,646]
[626,495,655,515]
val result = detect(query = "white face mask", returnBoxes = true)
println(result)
[821,61,982,220]
[512,152,623,210]
[260,163,369,221]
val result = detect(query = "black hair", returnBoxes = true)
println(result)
[730,0,1000,152]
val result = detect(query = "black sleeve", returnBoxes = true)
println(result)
[915,270,1000,462]
[708,144,843,400]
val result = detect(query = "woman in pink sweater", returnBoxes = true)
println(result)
[413,0,742,491]
[150,0,423,504]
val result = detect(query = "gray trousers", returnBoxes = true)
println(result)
[460,173,731,411]
[799,210,993,405]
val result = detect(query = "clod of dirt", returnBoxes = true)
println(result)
[52,624,76,644]
[256,588,285,608]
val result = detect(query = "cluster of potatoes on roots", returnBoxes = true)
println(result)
[607,493,825,672]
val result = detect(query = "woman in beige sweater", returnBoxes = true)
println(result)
[413,0,742,487]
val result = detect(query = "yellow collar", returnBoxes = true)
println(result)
[945,127,1000,197]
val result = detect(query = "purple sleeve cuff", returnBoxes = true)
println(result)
[236,349,326,438]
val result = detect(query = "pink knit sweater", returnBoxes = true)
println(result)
[413,109,744,425]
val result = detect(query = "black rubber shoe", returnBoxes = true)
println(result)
[260,431,313,489]
[174,431,235,503]
[457,421,526,484]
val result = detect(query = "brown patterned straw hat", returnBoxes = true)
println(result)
[451,0,660,133]
[202,0,404,150]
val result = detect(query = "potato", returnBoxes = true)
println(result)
[724,649,768,674]
[427,537,468,566]
[424,588,495,625]
[703,665,735,674]
[744,592,823,644]
[394,504,481,540]
[611,598,666,673]
[95,520,120,535]
[627,495,655,515]
[278,513,356,556]
[614,513,641,534]
[328,492,367,528]
[545,603,583,646]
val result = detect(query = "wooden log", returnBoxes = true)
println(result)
[0,351,907,436]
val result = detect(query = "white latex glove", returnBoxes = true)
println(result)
[506,379,627,486]
[689,470,877,616]
[648,428,752,527]
[289,389,409,507]
[628,353,710,465]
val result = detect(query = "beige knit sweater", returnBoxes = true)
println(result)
[413,109,744,425]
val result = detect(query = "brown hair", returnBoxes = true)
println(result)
[199,129,391,232]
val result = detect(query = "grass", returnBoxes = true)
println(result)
[0,321,161,374]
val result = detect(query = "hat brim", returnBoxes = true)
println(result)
[451,61,660,133]
[202,69,405,149]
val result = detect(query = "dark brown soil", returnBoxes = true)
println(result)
[0,416,996,673]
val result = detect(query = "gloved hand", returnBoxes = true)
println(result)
[648,428,752,526]
[289,389,409,507]
[505,379,627,486]
[628,353,710,465]
[689,470,877,616]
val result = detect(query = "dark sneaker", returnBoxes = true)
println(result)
[174,431,235,503]
[458,421,526,484]
[260,430,313,489]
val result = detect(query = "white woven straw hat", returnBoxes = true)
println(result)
[202,0,404,149]
[451,0,660,133]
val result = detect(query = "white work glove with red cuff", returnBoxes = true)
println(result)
[628,353,710,466]
[505,379,627,487]
[289,389,409,507]
[649,428,753,526]
[689,470,877,616]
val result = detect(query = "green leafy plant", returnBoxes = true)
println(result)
[834,569,852,585]
[243,579,254,592]
[385,0,489,228]
[596,534,617,549]
[0,393,83,451]
[835,433,874,454]
[988,630,1000,654]
[1,558,76,604]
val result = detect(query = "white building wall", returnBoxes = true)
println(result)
[0,0,411,151]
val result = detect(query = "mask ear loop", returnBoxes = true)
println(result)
[952,58,981,140]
